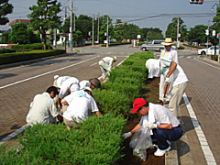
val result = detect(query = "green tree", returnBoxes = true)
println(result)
[10,23,29,44]
[112,19,124,42]
[165,17,187,41]
[28,0,62,49]
[99,15,114,43]
[142,27,163,40]
[188,25,207,44]
[0,0,13,25]
[1,32,10,43]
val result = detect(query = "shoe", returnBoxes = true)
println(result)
[154,146,171,156]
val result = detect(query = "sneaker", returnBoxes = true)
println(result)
[154,146,171,156]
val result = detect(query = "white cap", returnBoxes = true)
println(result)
[54,75,59,80]
[70,83,79,93]
[113,56,117,61]
[79,80,91,90]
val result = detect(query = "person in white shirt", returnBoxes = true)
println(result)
[99,56,117,79]
[164,60,188,116]
[53,75,79,109]
[159,38,178,103]
[122,98,183,157]
[145,59,160,79]
[26,86,63,126]
[62,87,101,130]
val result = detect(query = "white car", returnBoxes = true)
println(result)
[198,46,219,55]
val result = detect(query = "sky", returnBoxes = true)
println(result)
[1,0,218,35]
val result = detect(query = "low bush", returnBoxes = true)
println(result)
[0,48,16,54]
[211,55,218,61]
[0,49,66,65]
[0,114,126,165]
[11,43,52,52]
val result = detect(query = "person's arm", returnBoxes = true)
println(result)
[96,111,102,116]
[57,96,62,109]
[130,124,141,134]
[166,61,177,77]
[61,98,69,106]
[158,123,172,129]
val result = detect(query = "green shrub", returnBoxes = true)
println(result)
[11,43,52,52]
[0,114,126,165]
[0,48,15,54]
[211,55,218,61]
[0,49,66,65]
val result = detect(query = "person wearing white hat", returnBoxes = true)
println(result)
[98,56,117,80]
[79,78,101,90]
[159,38,179,104]
[62,86,101,130]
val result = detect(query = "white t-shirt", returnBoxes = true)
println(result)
[63,90,99,123]
[173,65,188,86]
[26,92,58,125]
[102,57,114,66]
[139,103,180,127]
[160,48,178,69]
[145,59,160,78]
[58,77,79,99]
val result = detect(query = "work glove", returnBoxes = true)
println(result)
[165,76,171,84]
[122,132,132,139]
[146,123,158,129]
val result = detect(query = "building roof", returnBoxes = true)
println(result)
[8,19,30,26]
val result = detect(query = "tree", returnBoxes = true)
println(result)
[1,32,10,43]
[165,17,187,41]
[0,0,13,25]
[142,27,163,40]
[188,25,207,44]
[10,23,29,44]
[112,19,124,42]
[28,0,62,49]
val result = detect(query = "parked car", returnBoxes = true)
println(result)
[140,40,177,52]
[198,46,219,55]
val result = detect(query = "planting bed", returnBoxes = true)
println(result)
[0,52,165,164]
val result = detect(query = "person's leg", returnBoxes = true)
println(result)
[159,74,165,101]
[169,82,188,116]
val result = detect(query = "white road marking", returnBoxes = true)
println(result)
[183,93,217,165]
[0,56,99,90]
[194,58,220,70]
[90,62,97,66]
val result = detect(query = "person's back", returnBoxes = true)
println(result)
[26,92,58,125]
[63,90,99,123]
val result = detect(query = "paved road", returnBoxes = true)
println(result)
[177,50,220,165]
[0,45,139,139]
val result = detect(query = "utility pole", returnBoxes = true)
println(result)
[106,16,109,47]
[64,6,67,52]
[69,0,73,53]
[177,17,180,48]
[53,28,56,48]
[97,12,100,44]
[73,7,78,32]
[92,14,95,47]
[206,19,210,56]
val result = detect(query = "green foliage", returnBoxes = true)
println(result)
[11,43,51,52]
[10,23,30,44]
[1,32,10,43]
[0,0,13,25]
[0,48,15,54]
[188,25,207,44]
[0,49,66,65]
[0,114,126,165]
[28,0,62,49]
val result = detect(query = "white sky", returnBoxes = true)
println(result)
[1,0,217,34]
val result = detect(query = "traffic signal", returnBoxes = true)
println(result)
[189,0,204,4]
[205,29,209,36]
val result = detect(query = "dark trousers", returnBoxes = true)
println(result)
[151,126,183,150]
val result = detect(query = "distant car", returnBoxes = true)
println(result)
[140,40,177,52]
[198,46,219,55]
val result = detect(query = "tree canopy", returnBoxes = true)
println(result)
[28,0,62,49]
[0,0,13,25]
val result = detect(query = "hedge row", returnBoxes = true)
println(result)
[11,43,52,52]
[0,49,66,65]
[0,51,154,165]
[0,48,16,54]
[0,114,126,165]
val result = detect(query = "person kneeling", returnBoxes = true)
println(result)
[122,98,183,157]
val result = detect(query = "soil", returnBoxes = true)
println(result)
[118,77,165,165]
